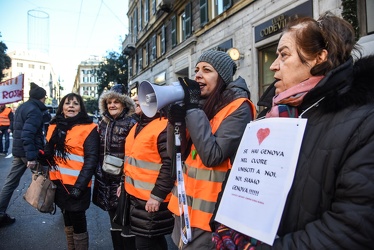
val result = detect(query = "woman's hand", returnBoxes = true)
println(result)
[178,77,201,110]
[145,197,161,213]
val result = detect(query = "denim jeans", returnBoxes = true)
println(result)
[0,157,28,213]
[0,128,10,153]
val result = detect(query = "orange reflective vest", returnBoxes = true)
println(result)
[168,98,256,232]
[46,123,97,186]
[0,107,11,126]
[124,117,170,201]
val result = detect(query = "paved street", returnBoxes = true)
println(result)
[0,137,178,250]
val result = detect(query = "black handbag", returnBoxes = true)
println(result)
[112,183,130,226]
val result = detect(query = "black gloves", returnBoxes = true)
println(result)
[168,104,186,125]
[37,149,53,167]
[178,77,201,110]
[70,187,82,199]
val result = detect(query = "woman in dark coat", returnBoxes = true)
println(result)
[92,84,137,249]
[212,12,374,250]
[124,99,175,250]
[42,93,99,250]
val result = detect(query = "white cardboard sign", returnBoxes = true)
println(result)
[215,118,307,245]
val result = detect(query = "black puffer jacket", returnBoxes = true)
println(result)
[128,114,175,237]
[256,56,374,249]
[92,91,137,211]
[12,98,47,160]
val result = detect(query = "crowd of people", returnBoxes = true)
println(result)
[0,11,373,250]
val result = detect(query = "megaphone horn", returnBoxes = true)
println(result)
[138,80,184,118]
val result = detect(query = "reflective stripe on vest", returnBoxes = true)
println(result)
[168,98,252,232]
[0,108,11,126]
[46,123,97,186]
[124,118,170,201]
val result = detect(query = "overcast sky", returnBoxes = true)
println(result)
[0,0,129,94]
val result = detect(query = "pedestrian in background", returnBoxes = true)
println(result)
[213,12,374,249]
[0,82,47,227]
[167,50,256,249]
[124,100,175,250]
[0,104,14,156]
[92,84,137,250]
[42,93,99,250]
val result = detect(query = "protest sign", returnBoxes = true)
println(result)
[0,74,24,104]
[215,117,307,245]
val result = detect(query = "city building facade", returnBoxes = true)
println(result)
[3,50,59,102]
[72,55,103,98]
[123,0,374,107]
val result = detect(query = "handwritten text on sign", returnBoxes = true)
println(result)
[215,118,307,245]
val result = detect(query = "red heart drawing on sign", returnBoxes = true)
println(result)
[257,128,270,145]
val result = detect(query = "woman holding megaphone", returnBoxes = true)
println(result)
[167,50,257,249]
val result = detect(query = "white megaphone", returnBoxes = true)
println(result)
[138,80,185,117]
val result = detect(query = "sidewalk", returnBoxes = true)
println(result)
[0,138,178,250]
[0,152,112,250]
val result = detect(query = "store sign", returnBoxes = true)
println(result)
[254,0,313,43]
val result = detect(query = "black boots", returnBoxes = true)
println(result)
[0,213,15,227]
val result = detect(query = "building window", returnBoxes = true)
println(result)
[145,0,150,24]
[151,34,157,61]
[200,0,232,26]
[200,0,208,26]
[29,64,35,69]
[215,0,232,16]
[258,44,277,100]
[139,3,143,31]
[129,58,133,77]
[184,2,192,38]
[17,62,23,67]
[152,0,156,14]
[134,8,138,36]
[179,12,186,42]
[366,0,374,34]
[40,65,46,70]
[171,15,177,47]
[138,49,143,71]
[177,3,192,44]
[144,44,149,67]
[158,25,166,56]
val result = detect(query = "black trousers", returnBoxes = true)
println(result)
[135,235,168,250]
[62,210,87,234]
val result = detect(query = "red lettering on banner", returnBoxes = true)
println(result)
[2,90,23,99]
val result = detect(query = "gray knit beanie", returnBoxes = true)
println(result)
[196,50,237,84]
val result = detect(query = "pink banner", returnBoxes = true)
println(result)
[0,74,24,104]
